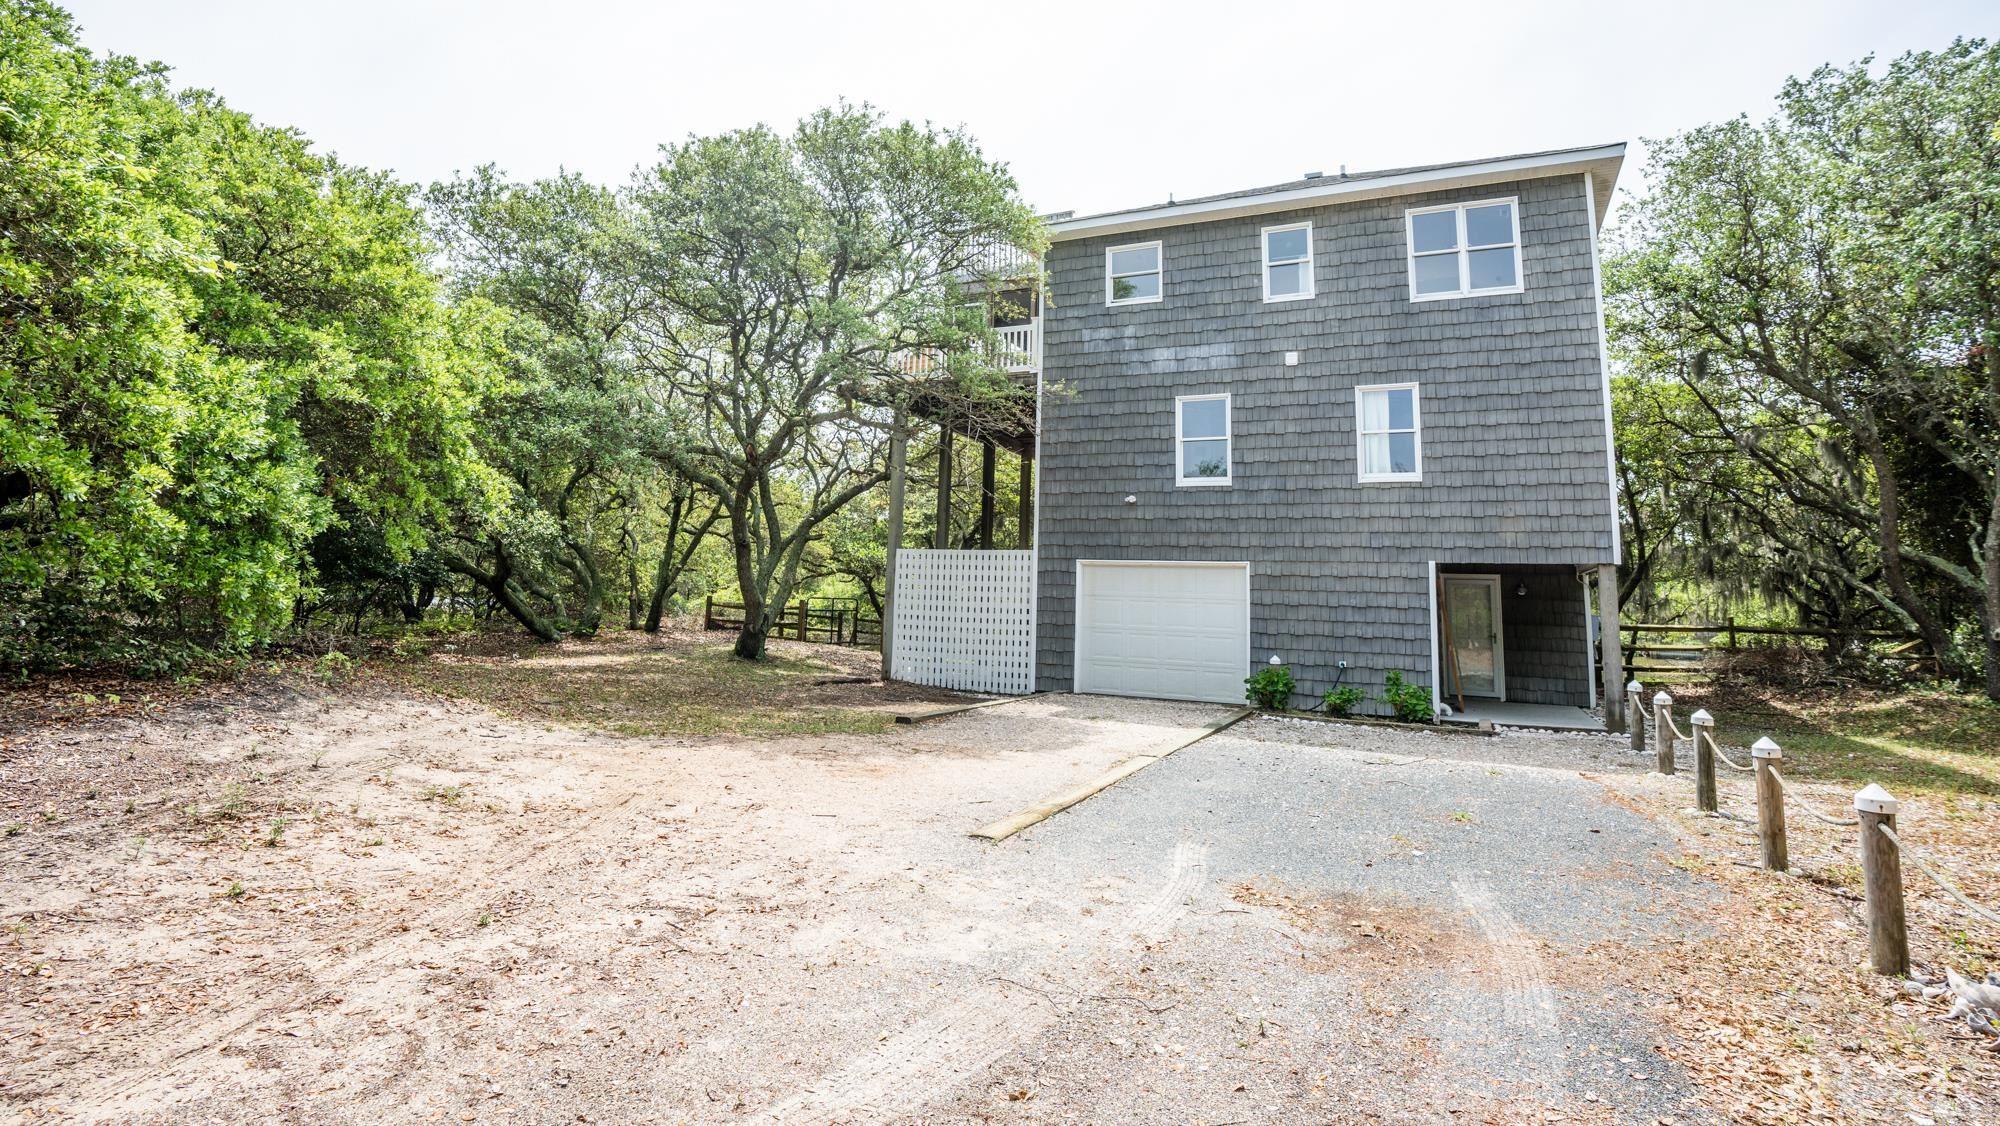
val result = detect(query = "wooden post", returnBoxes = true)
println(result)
[796,599,808,641]
[1690,708,1716,813]
[1855,784,1909,976]
[1017,449,1034,549]
[1436,572,1466,714]
[1597,564,1625,734]
[704,594,714,631]
[1652,690,1676,774]
[978,438,996,550]
[933,425,954,550]
[882,409,907,679]
[1626,680,1645,756]
[1752,737,1787,871]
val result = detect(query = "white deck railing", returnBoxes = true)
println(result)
[956,239,1040,282]
[993,321,1040,373]
[891,318,1040,376]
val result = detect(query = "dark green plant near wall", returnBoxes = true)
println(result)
[1381,671,1434,723]
[1322,685,1364,716]
[1244,665,1295,710]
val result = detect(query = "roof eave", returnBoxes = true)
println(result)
[1048,144,1626,242]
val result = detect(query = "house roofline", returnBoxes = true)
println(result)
[1047,143,1626,242]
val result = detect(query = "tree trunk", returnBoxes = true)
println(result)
[978,439,995,550]
[644,493,721,633]
[933,427,953,550]
[1984,477,2000,702]
[729,501,770,660]
[440,545,562,642]
[1857,429,1952,662]
[644,491,687,633]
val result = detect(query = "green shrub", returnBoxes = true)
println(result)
[1381,671,1433,723]
[315,651,354,685]
[1244,665,1295,710]
[1322,684,1364,716]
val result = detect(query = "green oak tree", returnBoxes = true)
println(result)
[0,1,501,670]
[627,104,1044,659]
[1608,38,2000,696]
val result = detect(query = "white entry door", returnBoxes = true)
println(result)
[1074,562,1250,704]
[1443,574,1506,699]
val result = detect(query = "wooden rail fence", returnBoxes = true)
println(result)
[1614,621,1927,678]
[703,596,882,649]
[1630,681,2000,992]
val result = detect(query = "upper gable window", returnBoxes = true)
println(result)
[1261,222,1314,302]
[1406,199,1522,301]
[1106,241,1163,306]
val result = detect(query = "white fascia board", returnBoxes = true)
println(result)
[1049,145,1626,243]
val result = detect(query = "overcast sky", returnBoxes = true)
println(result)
[58,0,1995,224]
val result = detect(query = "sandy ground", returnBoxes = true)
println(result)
[2,679,1726,1124]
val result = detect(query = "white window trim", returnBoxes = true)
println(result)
[1405,197,1523,303]
[1355,382,1422,483]
[1174,392,1232,487]
[1260,221,1314,303]
[1105,239,1164,307]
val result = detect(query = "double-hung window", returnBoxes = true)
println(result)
[1406,199,1521,300]
[1175,393,1231,486]
[1261,222,1313,302]
[1106,241,1163,306]
[1356,383,1421,482]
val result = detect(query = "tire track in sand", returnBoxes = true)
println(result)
[759,838,1209,1122]
[1452,879,1565,1089]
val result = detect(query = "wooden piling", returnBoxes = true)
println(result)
[1652,691,1676,775]
[1626,680,1644,756]
[1855,784,1909,976]
[1752,737,1787,871]
[1691,708,1716,813]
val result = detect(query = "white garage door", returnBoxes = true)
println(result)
[1074,561,1250,704]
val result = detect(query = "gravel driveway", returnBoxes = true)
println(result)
[6,690,1715,1124]
[944,713,1719,1122]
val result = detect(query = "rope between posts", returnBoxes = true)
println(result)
[1711,742,1753,772]
[1766,766,1861,827]
[1664,713,1692,742]
[1878,824,2000,929]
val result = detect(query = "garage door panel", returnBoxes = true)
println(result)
[1076,562,1249,704]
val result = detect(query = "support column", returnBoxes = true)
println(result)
[1017,449,1034,549]
[933,425,953,550]
[881,409,907,681]
[1597,562,1625,734]
[978,439,996,550]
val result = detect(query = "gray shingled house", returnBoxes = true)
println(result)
[885,144,1629,729]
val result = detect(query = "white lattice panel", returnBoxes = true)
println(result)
[890,549,1036,695]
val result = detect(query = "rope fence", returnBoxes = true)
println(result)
[1879,824,2000,930]
[1765,765,1860,827]
[1632,681,2000,980]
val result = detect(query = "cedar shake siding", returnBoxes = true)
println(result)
[1034,173,1614,711]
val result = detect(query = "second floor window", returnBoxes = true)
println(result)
[1262,222,1314,302]
[1106,241,1163,306]
[1176,393,1231,486]
[1356,383,1421,482]
[1406,199,1521,300]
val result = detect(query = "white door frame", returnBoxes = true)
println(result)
[1442,573,1507,701]
[1073,559,1251,702]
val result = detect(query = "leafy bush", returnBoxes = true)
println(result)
[1322,684,1364,716]
[1244,665,1295,710]
[1381,671,1433,723]
[314,651,354,685]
